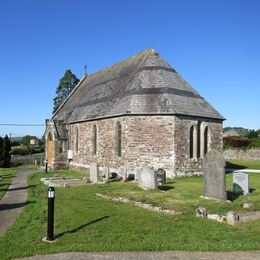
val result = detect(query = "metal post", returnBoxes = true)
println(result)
[47,187,55,241]
[45,160,48,173]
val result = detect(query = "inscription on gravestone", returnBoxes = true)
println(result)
[233,172,249,195]
[202,150,227,200]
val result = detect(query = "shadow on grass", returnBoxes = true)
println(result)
[227,188,256,201]
[55,216,110,239]
[0,185,36,193]
[0,201,35,211]
[227,191,242,201]
[225,161,247,170]
[158,185,174,191]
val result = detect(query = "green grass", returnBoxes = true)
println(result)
[0,169,259,259]
[0,167,17,199]
[226,160,260,170]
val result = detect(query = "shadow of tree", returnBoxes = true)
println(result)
[55,216,110,239]
[0,185,36,193]
[0,201,35,211]
[158,185,174,191]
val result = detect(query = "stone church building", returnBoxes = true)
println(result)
[45,49,224,177]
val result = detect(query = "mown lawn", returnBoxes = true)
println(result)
[0,168,259,259]
[0,165,38,200]
[226,160,260,170]
[0,167,18,199]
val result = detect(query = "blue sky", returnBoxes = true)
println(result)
[0,0,259,137]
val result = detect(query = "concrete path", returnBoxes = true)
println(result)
[20,251,260,260]
[226,168,260,173]
[0,168,42,235]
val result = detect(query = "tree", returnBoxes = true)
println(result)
[22,135,32,146]
[53,70,79,113]
[247,130,259,139]
[0,136,3,163]
[2,135,11,168]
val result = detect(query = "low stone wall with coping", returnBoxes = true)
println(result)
[224,149,260,161]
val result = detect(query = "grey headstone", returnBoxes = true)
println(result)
[134,167,142,181]
[103,167,110,183]
[118,166,127,181]
[90,162,99,183]
[138,167,158,190]
[202,149,227,200]
[233,172,249,195]
[155,168,166,185]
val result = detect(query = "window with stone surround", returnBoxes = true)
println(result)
[93,124,97,155]
[75,127,79,153]
[116,122,122,157]
[197,121,201,158]
[190,125,194,158]
[204,126,208,155]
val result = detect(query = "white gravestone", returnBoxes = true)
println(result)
[138,167,158,190]
[103,167,110,183]
[233,172,249,195]
[134,167,142,181]
[90,162,99,183]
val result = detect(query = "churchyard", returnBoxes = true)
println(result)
[0,160,259,259]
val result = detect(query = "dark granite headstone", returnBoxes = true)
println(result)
[155,168,166,185]
[202,150,227,200]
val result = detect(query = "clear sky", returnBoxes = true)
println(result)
[0,0,259,138]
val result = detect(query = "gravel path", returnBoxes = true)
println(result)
[0,168,42,235]
[19,251,260,260]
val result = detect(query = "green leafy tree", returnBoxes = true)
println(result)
[247,130,259,139]
[53,70,79,113]
[0,136,3,163]
[2,135,11,168]
[22,135,32,146]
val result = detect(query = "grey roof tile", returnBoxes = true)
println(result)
[53,48,224,122]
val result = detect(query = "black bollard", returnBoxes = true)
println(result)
[47,187,55,241]
[45,160,48,173]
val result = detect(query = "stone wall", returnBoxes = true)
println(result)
[45,120,68,169]
[224,149,260,161]
[68,115,223,178]
[173,115,223,177]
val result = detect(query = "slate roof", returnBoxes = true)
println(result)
[53,48,224,123]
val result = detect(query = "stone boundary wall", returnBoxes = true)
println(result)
[11,153,44,165]
[224,149,260,161]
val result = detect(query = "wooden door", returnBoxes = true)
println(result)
[47,133,53,164]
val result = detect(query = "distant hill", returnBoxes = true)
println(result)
[223,127,249,136]
[11,136,23,142]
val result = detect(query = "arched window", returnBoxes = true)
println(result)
[116,122,122,157]
[75,127,79,153]
[204,126,208,155]
[197,121,201,158]
[93,124,97,155]
[190,126,194,158]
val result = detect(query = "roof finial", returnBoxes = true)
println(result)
[84,65,87,76]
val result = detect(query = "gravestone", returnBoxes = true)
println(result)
[233,172,249,195]
[118,166,127,181]
[134,167,142,181]
[202,149,227,200]
[103,167,110,183]
[138,167,158,190]
[90,162,99,183]
[155,168,166,185]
